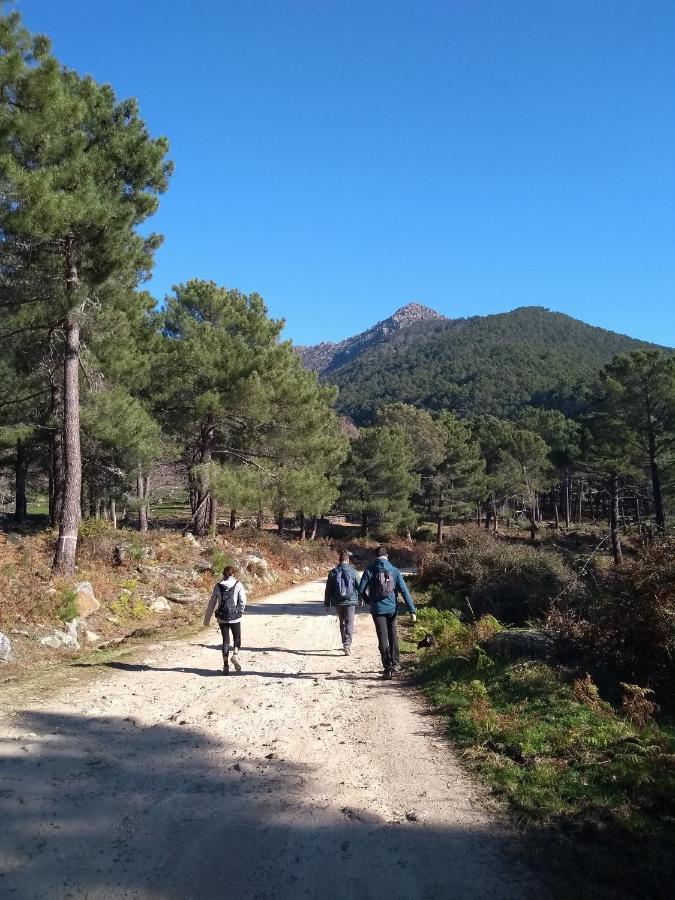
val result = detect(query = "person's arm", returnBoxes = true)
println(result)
[396,570,417,616]
[236,583,247,617]
[203,585,219,626]
[358,569,370,603]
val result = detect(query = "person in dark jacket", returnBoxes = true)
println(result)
[359,547,416,679]
[204,566,247,674]
[324,549,359,655]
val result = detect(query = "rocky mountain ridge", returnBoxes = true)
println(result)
[297,302,444,373]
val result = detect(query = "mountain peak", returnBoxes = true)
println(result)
[389,302,443,326]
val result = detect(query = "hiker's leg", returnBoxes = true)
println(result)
[337,607,347,645]
[230,622,241,651]
[342,605,355,648]
[372,614,390,669]
[387,612,400,669]
[219,623,231,662]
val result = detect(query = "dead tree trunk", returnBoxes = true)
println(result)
[436,516,444,544]
[609,473,623,566]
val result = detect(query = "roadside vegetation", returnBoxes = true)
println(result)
[404,527,674,899]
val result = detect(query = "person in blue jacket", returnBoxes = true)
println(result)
[358,546,416,679]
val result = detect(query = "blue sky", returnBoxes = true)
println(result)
[18,0,675,346]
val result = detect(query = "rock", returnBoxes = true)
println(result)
[246,554,268,576]
[84,630,100,644]
[73,581,100,619]
[165,591,200,606]
[183,532,201,548]
[112,545,126,566]
[195,561,214,574]
[39,621,79,650]
[292,567,300,575]
[301,566,311,575]
[149,596,172,613]
[0,632,12,662]
[482,629,554,661]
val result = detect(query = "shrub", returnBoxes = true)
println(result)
[549,538,675,701]
[419,526,579,624]
[55,586,78,622]
[78,518,112,539]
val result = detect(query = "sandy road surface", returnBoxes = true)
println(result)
[1,579,542,899]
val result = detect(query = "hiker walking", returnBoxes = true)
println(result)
[324,549,359,655]
[359,546,416,679]
[204,565,247,675]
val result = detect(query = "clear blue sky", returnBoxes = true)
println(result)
[18,0,675,346]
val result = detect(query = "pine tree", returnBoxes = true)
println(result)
[0,11,171,570]
[340,426,419,536]
[423,412,484,542]
[594,351,675,533]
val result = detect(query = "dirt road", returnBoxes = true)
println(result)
[1,579,541,899]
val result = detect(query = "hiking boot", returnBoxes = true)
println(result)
[382,669,393,680]
[343,646,351,656]
[222,664,230,675]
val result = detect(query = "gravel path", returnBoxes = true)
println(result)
[0,578,543,899]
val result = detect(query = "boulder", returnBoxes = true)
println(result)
[0,632,12,662]
[39,621,79,650]
[73,582,100,619]
[84,630,100,644]
[246,554,269,576]
[149,596,172,613]
[482,629,554,661]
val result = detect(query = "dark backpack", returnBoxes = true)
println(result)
[216,582,239,620]
[371,568,395,599]
[331,567,355,601]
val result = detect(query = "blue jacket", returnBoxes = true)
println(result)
[358,558,416,616]
[324,563,359,607]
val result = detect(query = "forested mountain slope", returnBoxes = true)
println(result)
[313,306,667,422]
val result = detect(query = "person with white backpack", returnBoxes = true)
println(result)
[359,546,417,679]
[324,549,359,655]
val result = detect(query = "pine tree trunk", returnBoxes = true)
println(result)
[138,475,148,533]
[476,504,482,527]
[310,515,318,540]
[229,508,237,531]
[564,475,570,529]
[648,430,665,533]
[491,493,498,532]
[49,380,64,528]
[14,440,28,524]
[554,503,560,528]
[436,516,444,544]
[577,480,583,524]
[53,305,82,574]
[299,510,306,541]
[111,499,117,530]
[209,495,218,532]
[195,414,215,536]
[361,509,368,537]
[256,507,263,530]
[609,473,623,566]
[277,504,285,536]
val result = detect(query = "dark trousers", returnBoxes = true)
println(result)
[372,612,399,671]
[336,605,356,648]
[219,622,241,659]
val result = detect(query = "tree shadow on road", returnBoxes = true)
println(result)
[0,709,540,900]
